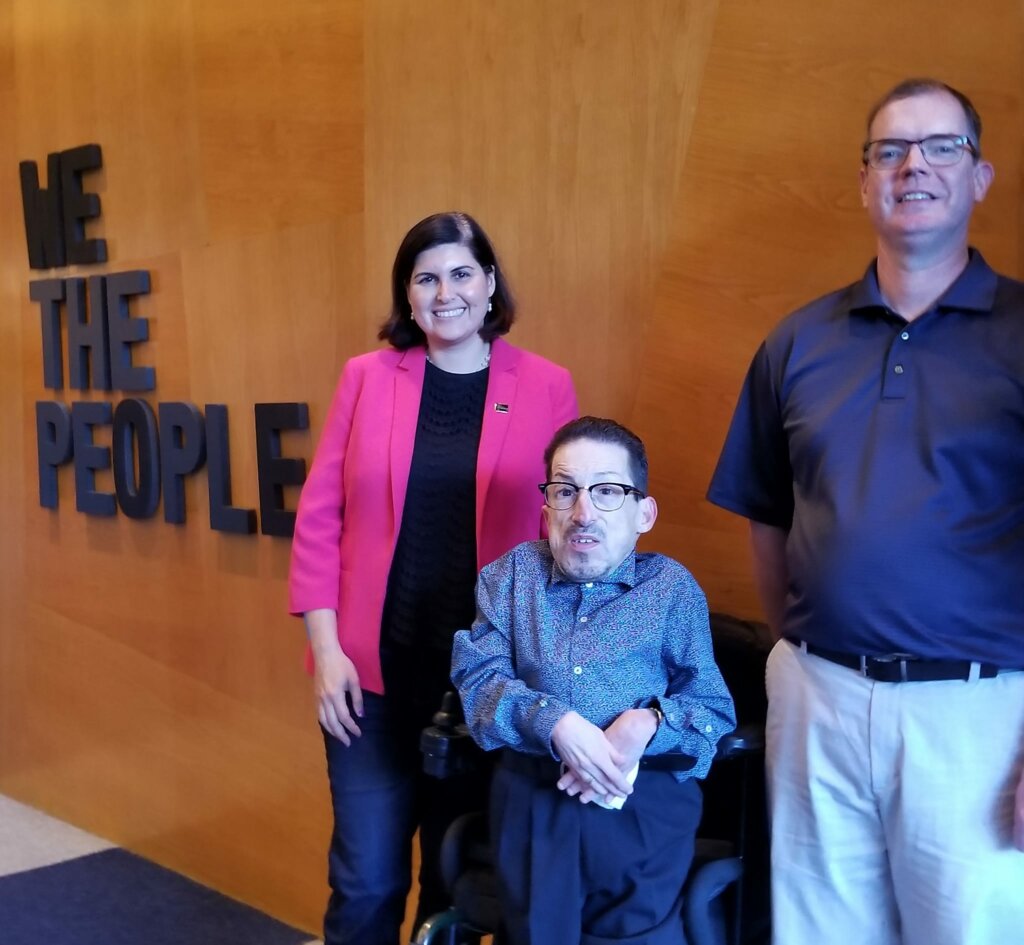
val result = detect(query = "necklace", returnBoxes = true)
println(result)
[426,344,491,371]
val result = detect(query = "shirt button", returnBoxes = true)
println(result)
[579,616,587,623]
[894,364,904,375]
[705,724,713,733]
[900,331,910,341]
[573,666,583,675]
[584,583,594,589]
[539,698,548,707]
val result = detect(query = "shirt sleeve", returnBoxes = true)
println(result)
[706,340,794,529]
[287,359,362,615]
[451,555,571,757]
[643,577,737,779]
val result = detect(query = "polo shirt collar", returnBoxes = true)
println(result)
[848,247,998,319]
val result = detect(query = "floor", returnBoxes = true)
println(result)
[0,793,322,945]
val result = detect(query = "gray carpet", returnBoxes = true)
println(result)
[0,795,317,945]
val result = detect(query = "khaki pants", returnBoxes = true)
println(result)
[766,639,1024,945]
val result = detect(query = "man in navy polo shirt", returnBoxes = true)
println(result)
[708,78,1024,945]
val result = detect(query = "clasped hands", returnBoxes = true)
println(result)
[551,709,657,805]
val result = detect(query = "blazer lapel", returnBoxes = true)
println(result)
[476,339,520,538]
[390,348,426,531]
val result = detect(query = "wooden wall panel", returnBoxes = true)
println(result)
[9,1,207,258]
[1,0,361,928]
[631,0,1024,618]
[0,0,23,775]
[1,0,1022,934]
[192,0,364,242]
[363,0,718,417]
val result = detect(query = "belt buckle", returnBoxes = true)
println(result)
[869,652,918,682]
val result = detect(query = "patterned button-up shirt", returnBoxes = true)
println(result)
[451,540,735,779]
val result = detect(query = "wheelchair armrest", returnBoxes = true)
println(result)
[421,691,489,779]
[714,723,765,761]
[439,812,490,892]
[683,856,745,945]
[421,722,486,779]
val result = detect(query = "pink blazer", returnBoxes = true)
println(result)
[288,338,578,694]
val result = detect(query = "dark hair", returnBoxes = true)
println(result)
[544,417,650,493]
[865,78,983,158]
[378,212,516,349]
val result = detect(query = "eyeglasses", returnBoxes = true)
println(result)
[538,481,645,512]
[862,135,977,169]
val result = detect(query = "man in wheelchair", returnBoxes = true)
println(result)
[451,417,736,945]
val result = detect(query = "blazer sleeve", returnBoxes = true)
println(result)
[551,364,578,430]
[538,363,579,538]
[288,359,364,615]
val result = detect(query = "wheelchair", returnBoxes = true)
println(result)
[414,613,772,945]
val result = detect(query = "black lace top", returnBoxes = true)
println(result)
[380,361,489,708]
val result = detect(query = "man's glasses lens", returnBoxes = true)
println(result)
[864,135,973,169]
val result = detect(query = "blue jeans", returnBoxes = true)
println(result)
[322,691,487,945]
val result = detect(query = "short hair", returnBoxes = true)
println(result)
[544,417,650,494]
[865,78,983,158]
[378,212,516,349]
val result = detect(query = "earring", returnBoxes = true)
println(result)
[487,301,493,313]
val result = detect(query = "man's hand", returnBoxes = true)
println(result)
[1014,766,1024,852]
[559,708,658,804]
[605,708,658,772]
[552,711,632,800]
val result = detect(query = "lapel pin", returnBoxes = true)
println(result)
[494,403,509,413]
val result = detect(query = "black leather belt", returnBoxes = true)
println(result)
[791,639,1005,683]
[500,748,695,781]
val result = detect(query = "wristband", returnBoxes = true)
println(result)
[645,700,664,746]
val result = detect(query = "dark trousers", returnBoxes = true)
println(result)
[490,763,702,945]
[322,692,488,945]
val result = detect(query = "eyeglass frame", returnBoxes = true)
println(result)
[538,480,647,512]
[861,134,978,170]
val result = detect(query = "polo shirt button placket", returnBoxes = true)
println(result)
[882,326,911,399]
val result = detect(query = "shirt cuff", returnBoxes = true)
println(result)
[530,695,573,758]
[645,699,724,760]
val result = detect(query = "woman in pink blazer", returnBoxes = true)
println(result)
[289,212,577,945]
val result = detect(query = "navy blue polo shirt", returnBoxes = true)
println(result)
[708,250,1024,666]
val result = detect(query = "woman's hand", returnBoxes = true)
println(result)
[305,609,364,746]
